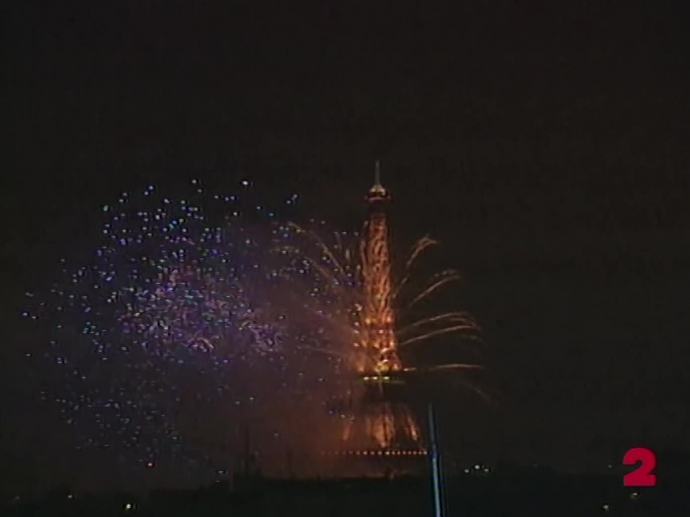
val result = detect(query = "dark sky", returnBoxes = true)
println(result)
[3,0,690,490]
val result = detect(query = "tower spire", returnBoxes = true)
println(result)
[367,160,389,201]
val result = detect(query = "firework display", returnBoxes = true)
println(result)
[22,180,338,479]
[23,171,484,481]
[274,167,483,457]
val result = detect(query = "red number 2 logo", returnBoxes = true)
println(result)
[623,447,657,487]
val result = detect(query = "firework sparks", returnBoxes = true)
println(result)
[21,173,485,481]
[22,180,338,478]
[274,225,482,378]
[272,171,484,453]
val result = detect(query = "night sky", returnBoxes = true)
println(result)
[3,0,690,492]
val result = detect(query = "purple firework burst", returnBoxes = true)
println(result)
[22,180,321,479]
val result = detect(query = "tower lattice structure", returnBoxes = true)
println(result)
[361,161,402,374]
[341,162,421,451]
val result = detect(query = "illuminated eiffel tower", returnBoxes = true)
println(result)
[329,162,427,473]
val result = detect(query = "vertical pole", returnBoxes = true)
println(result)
[428,403,446,517]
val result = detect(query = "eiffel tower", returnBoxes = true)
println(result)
[328,162,427,475]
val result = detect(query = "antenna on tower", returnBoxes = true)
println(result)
[367,159,389,200]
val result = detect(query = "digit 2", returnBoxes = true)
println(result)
[623,447,657,487]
